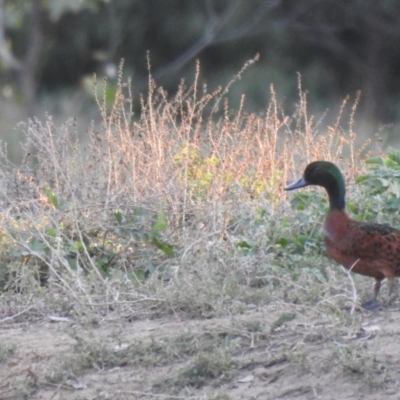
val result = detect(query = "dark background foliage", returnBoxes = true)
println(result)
[2,0,400,133]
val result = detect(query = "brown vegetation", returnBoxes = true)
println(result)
[0,66,397,400]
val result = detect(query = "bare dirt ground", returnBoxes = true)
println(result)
[2,300,400,400]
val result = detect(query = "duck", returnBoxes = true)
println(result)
[285,160,400,310]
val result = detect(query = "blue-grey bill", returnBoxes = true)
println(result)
[284,177,308,191]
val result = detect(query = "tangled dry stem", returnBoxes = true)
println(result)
[0,63,364,321]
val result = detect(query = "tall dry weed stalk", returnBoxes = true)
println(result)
[0,59,362,307]
[0,60,359,211]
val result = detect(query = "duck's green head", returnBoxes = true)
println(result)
[285,161,346,210]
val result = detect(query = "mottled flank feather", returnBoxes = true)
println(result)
[285,161,400,308]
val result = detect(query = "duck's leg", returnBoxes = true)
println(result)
[362,278,383,311]
[374,278,382,300]
[387,276,396,303]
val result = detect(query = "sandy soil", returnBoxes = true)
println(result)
[1,303,400,400]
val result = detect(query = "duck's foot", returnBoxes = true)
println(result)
[362,300,381,311]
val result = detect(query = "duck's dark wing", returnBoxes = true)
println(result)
[347,221,400,263]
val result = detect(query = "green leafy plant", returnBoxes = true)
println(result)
[112,207,176,280]
[174,145,226,200]
[355,148,400,216]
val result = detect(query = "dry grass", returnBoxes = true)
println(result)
[1,61,396,399]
